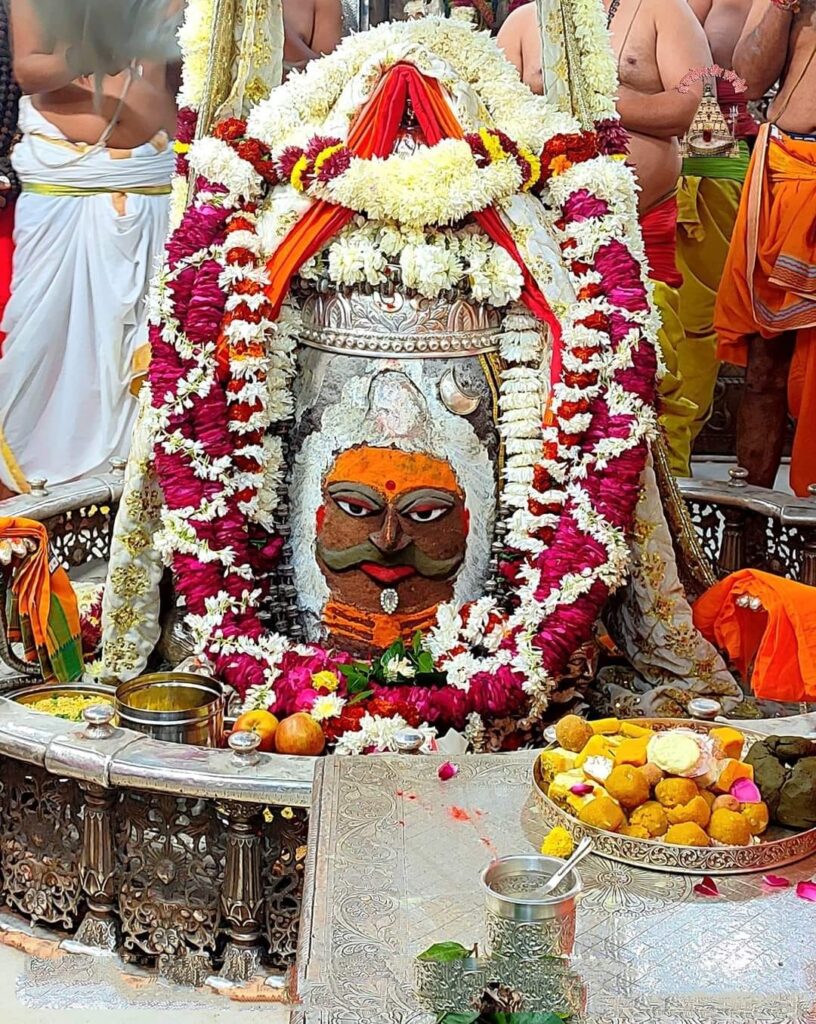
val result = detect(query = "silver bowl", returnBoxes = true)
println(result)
[115,672,224,747]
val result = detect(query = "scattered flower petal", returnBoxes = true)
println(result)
[762,874,791,889]
[569,783,594,795]
[693,876,720,897]
[730,778,762,804]
[796,881,816,902]
[438,761,459,781]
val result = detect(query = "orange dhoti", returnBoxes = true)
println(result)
[715,124,816,496]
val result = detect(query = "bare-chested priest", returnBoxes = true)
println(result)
[674,0,754,462]
[0,0,177,499]
[498,0,711,475]
[283,0,343,78]
[715,0,816,498]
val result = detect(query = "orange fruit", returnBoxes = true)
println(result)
[233,709,279,752]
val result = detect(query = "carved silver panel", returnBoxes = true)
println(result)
[0,760,83,928]
[297,752,816,1024]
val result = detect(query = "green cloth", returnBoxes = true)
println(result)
[681,140,750,182]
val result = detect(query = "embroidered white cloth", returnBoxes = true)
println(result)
[0,99,173,492]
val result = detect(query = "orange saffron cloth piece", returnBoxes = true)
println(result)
[692,568,816,703]
[714,124,816,497]
[0,516,84,681]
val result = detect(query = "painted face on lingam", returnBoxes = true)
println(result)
[289,357,497,657]
[315,445,468,625]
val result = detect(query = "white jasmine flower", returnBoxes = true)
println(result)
[382,655,416,682]
[310,693,347,722]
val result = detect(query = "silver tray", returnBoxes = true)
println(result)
[532,717,816,875]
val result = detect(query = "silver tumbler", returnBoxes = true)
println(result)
[481,854,582,959]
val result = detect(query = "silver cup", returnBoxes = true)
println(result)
[481,854,582,960]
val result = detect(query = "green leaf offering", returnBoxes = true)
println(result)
[416,941,475,963]
[436,1014,479,1024]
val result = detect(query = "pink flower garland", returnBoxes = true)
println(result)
[147,120,657,746]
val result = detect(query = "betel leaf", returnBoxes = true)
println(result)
[436,1014,479,1024]
[347,689,374,706]
[416,941,475,963]
[416,651,435,674]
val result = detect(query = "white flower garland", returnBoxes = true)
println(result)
[246,18,578,155]
[317,138,523,229]
[297,220,524,306]
[177,0,216,110]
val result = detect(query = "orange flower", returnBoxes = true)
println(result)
[548,154,573,176]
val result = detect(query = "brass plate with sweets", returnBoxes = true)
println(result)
[532,718,816,875]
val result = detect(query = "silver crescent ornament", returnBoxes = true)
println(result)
[439,367,480,417]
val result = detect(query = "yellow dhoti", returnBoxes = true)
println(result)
[675,145,749,449]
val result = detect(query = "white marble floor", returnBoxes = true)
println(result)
[0,919,293,1024]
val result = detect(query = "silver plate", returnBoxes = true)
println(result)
[532,718,816,875]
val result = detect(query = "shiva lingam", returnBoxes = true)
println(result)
[289,285,503,658]
[682,83,738,159]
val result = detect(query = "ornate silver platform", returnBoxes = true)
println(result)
[294,752,816,1024]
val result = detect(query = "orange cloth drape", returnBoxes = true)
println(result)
[262,62,563,380]
[692,568,816,702]
[0,203,14,355]
[715,125,816,495]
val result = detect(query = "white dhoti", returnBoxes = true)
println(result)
[0,98,173,493]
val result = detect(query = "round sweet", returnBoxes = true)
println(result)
[629,800,669,838]
[541,826,575,858]
[712,794,740,813]
[647,732,703,776]
[620,824,651,839]
[664,822,710,847]
[654,777,699,808]
[605,765,650,810]
[699,789,716,809]
[556,714,595,753]
[708,807,752,847]
[740,801,770,836]
[639,763,664,790]
[577,795,626,833]
[666,795,711,829]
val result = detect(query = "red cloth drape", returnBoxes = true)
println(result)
[640,195,683,289]
[0,203,14,355]
[264,62,562,379]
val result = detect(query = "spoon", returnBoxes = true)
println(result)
[540,836,594,896]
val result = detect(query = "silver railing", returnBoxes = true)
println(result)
[0,698,313,985]
[676,468,816,586]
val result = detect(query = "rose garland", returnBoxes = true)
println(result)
[147,20,655,752]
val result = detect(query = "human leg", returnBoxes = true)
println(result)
[736,332,794,490]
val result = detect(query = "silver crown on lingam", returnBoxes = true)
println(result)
[297,287,503,359]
